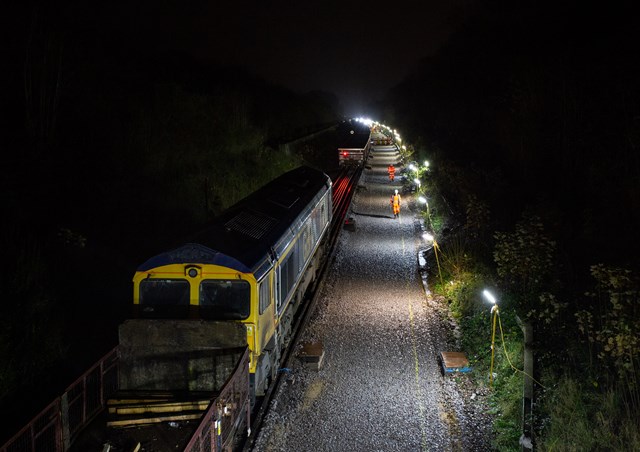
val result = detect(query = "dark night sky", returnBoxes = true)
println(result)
[64,0,475,115]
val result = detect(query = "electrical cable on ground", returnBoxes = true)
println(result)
[497,314,546,389]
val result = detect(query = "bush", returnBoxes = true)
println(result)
[444,272,486,320]
[493,213,557,314]
[452,301,525,450]
[576,264,640,383]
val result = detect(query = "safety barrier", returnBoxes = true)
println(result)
[184,348,250,452]
[0,399,62,452]
[1,348,119,452]
[3,346,249,452]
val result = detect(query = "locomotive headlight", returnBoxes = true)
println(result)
[185,266,200,278]
[422,232,434,242]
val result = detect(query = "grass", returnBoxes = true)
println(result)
[491,338,524,451]
[439,268,523,450]
[537,375,640,451]
[422,171,640,451]
[433,240,526,451]
[416,147,640,452]
[443,268,640,451]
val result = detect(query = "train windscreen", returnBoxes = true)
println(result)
[199,279,251,320]
[140,279,190,305]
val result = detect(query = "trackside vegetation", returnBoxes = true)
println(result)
[405,151,640,451]
[380,2,638,449]
[1,6,343,440]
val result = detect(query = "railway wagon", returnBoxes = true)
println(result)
[123,165,333,400]
[337,118,372,167]
[338,134,372,167]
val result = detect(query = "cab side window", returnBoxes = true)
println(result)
[258,278,271,314]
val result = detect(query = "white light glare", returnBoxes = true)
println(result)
[483,289,497,305]
[424,161,430,167]
[422,232,434,242]
[418,196,427,204]
[414,178,421,186]
[409,164,416,171]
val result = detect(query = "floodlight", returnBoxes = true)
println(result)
[483,289,497,305]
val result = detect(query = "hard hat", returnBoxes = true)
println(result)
[395,189,399,195]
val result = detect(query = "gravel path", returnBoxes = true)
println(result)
[253,147,493,451]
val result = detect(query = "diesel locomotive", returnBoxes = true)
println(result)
[121,165,332,399]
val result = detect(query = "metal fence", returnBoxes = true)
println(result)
[2,346,249,452]
[0,399,62,452]
[184,348,250,452]
[1,348,119,452]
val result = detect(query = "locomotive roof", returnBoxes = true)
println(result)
[137,166,331,274]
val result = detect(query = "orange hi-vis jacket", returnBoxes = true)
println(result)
[391,193,401,215]
[388,165,395,180]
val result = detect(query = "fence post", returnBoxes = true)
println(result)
[60,392,71,451]
[516,316,533,451]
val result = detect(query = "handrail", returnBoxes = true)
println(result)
[1,347,119,452]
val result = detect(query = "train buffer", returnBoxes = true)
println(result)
[298,341,325,371]
[439,351,472,375]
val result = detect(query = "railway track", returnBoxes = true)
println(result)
[241,166,361,451]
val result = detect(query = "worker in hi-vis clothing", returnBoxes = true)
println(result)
[388,164,395,181]
[390,189,401,218]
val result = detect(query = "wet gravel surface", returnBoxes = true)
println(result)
[253,147,493,451]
